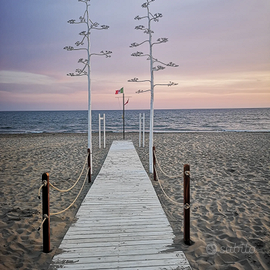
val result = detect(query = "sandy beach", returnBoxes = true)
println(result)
[0,132,269,269]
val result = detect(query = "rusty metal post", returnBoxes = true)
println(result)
[153,146,157,181]
[42,172,50,253]
[88,148,91,183]
[184,164,191,245]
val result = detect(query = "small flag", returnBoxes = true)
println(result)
[124,99,129,106]
[115,87,123,94]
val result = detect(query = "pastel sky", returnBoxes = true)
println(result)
[0,0,269,111]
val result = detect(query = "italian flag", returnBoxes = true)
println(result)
[115,87,124,94]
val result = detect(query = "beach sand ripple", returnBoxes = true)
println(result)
[0,132,269,269]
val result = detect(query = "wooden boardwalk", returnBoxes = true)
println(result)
[50,140,191,270]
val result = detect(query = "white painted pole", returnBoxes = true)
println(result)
[103,113,106,148]
[99,114,101,149]
[143,113,145,148]
[148,5,154,173]
[86,5,92,174]
[139,113,142,147]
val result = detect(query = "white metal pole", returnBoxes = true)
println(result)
[99,114,101,149]
[103,113,106,148]
[143,113,145,148]
[86,4,92,173]
[148,5,154,173]
[139,113,142,147]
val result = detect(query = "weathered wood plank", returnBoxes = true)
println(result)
[51,257,189,270]
[53,252,189,265]
[50,141,191,270]
[63,229,173,238]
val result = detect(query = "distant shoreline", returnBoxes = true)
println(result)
[1,108,269,134]
[1,107,269,112]
[1,129,270,137]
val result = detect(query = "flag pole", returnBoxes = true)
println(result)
[123,89,125,139]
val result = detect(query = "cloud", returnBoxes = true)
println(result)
[0,0,269,111]
[0,71,55,85]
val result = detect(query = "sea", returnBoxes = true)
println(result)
[0,108,269,134]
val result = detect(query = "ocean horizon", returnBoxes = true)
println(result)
[0,108,269,134]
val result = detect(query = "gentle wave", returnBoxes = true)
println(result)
[0,108,269,134]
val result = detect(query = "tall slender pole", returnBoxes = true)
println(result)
[123,91,125,139]
[99,114,101,149]
[129,1,178,171]
[148,5,154,174]
[103,113,106,148]
[139,113,142,147]
[65,1,111,175]
[143,113,145,147]
[86,5,92,174]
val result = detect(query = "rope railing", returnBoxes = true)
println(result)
[154,150,182,179]
[153,148,182,205]
[152,146,191,245]
[38,214,48,231]
[38,180,47,199]
[49,155,88,193]
[155,165,182,206]
[38,152,91,253]
[50,168,89,216]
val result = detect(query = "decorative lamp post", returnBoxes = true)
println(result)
[128,0,178,173]
[64,0,111,173]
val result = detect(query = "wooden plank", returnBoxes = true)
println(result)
[53,252,189,265]
[68,225,171,234]
[54,246,184,259]
[61,234,174,244]
[51,257,190,270]
[63,228,174,237]
[50,141,190,270]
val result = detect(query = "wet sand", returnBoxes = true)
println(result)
[0,132,269,269]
